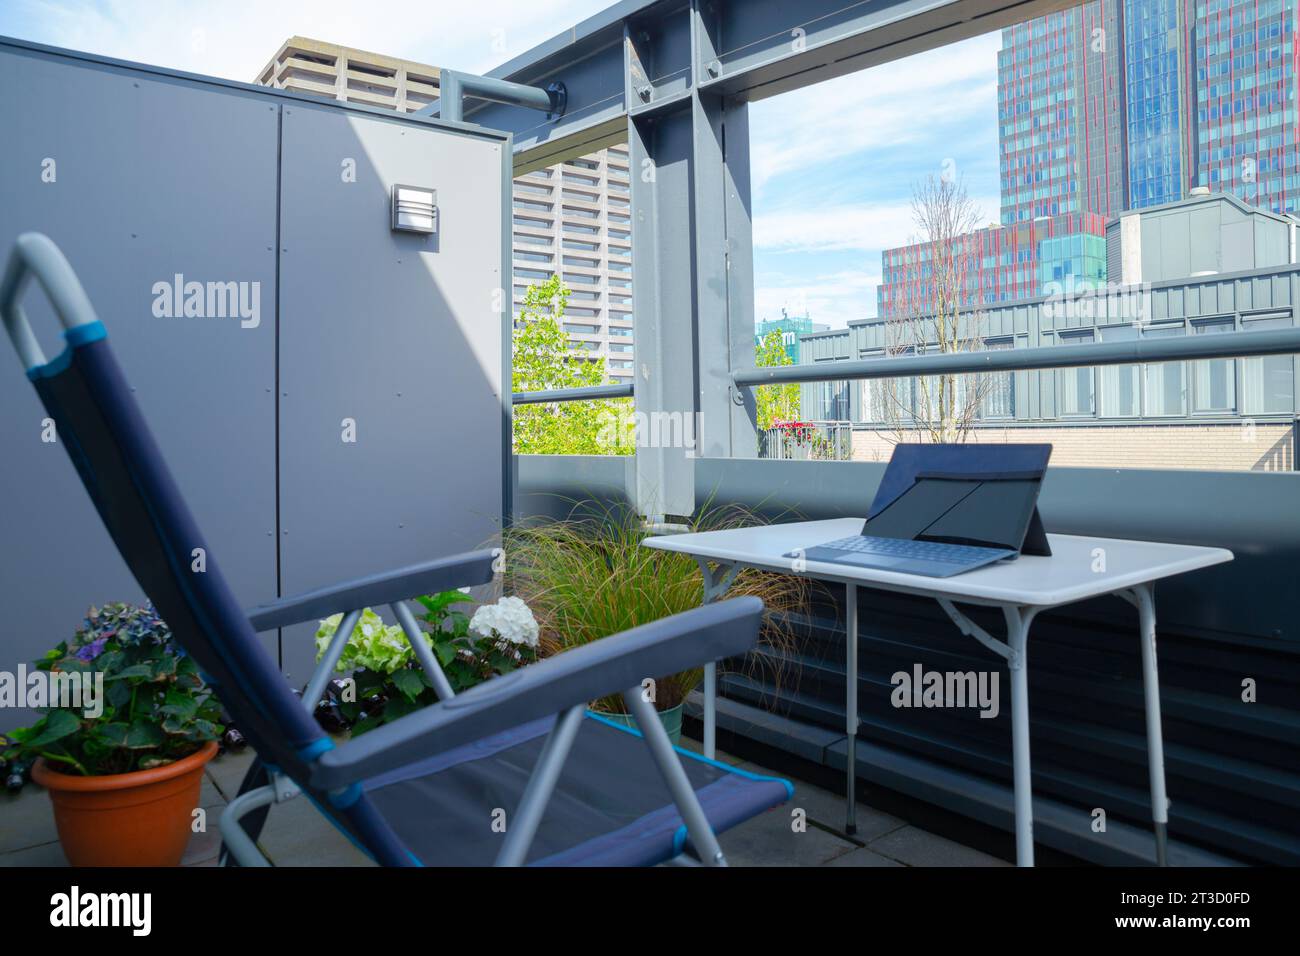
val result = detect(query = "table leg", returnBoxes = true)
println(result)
[845,582,858,835]
[694,558,740,762]
[1005,606,1034,867]
[1133,583,1169,866]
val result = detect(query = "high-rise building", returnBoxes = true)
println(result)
[255,38,635,384]
[1009,0,1299,216]
[878,0,1300,318]
[879,2,1122,316]
[1186,0,1300,215]
[1118,0,1299,213]
[511,149,635,384]
[877,211,1109,318]
[999,1,1127,225]
[1122,0,1191,207]
[255,36,442,113]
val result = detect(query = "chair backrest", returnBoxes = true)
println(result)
[4,234,413,864]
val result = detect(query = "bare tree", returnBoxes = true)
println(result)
[875,174,992,444]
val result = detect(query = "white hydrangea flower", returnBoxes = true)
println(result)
[469,596,539,648]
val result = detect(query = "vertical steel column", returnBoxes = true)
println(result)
[627,105,696,519]
[624,7,758,520]
[695,0,757,459]
[691,90,758,460]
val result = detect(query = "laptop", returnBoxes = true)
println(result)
[789,443,1053,578]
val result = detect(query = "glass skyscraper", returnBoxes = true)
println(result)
[1123,0,1190,207]
[877,0,1299,319]
[999,1,1127,224]
[1123,0,1299,213]
[1189,0,1300,214]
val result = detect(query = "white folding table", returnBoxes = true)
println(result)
[643,519,1232,866]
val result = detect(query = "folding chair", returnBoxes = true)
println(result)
[2,233,792,866]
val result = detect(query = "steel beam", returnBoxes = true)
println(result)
[627,101,698,518]
[693,0,1078,101]
[462,0,1069,518]
[470,0,1069,159]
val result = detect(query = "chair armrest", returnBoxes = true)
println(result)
[246,549,498,631]
[310,596,764,790]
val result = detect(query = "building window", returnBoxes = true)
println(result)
[859,352,889,424]
[1057,330,1095,416]
[821,380,850,421]
[1241,314,1294,415]
[982,337,1015,418]
[1142,322,1186,417]
[1098,324,1140,417]
[1191,318,1236,414]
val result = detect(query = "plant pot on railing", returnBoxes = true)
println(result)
[588,703,684,745]
[34,740,218,866]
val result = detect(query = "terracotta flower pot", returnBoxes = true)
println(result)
[33,740,219,867]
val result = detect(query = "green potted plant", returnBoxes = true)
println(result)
[4,603,223,866]
[502,499,810,744]
[311,592,540,736]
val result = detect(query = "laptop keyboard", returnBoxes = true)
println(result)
[812,536,1003,565]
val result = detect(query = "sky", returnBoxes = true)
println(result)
[0,0,1005,330]
[749,34,1003,328]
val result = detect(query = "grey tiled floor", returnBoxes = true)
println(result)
[0,738,1007,867]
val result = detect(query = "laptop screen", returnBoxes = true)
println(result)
[863,475,1042,551]
[867,443,1052,520]
[916,477,1041,550]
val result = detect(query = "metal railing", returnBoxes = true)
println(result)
[511,326,1300,419]
[511,382,634,405]
[734,326,1300,386]
[760,421,853,461]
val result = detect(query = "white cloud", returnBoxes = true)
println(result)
[754,193,1001,255]
[755,201,915,254]
[747,31,1006,331]
[749,32,1002,194]
[8,0,612,82]
[756,268,883,330]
